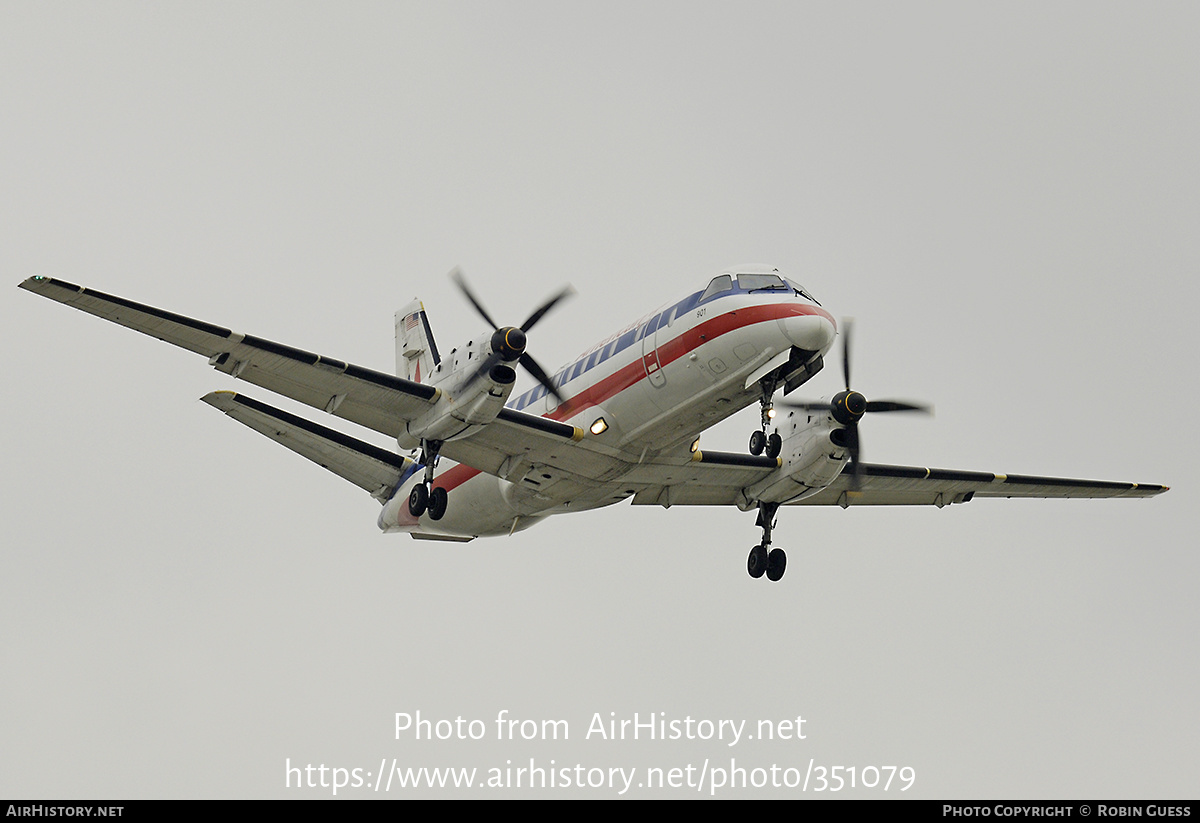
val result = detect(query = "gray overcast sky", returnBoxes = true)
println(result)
[2,2,1196,798]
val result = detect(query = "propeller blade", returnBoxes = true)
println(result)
[450,267,500,331]
[780,399,931,415]
[777,399,835,412]
[520,352,567,406]
[841,318,853,390]
[865,400,932,414]
[846,423,863,489]
[520,285,575,333]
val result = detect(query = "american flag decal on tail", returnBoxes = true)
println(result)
[395,299,440,384]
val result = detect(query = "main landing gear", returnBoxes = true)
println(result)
[746,501,787,581]
[407,439,449,521]
[748,378,782,459]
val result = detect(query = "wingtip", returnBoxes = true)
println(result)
[19,275,83,295]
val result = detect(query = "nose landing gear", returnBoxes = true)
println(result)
[749,379,782,459]
[746,501,787,581]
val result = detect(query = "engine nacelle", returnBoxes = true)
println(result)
[396,338,518,449]
[745,407,849,504]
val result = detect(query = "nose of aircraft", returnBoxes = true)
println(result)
[779,310,837,353]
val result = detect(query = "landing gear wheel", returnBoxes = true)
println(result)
[766,548,787,581]
[408,483,429,517]
[747,544,768,578]
[765,432,782,459]
[749,430,767,456]
[427,486,448,521]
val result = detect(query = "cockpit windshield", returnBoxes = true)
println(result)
[784,278,820,305]
[699,274,733,302]
[737,272,821,305]
[698,271,821,305]
[737,273,788,292]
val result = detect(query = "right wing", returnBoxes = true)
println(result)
[20,277,438,438]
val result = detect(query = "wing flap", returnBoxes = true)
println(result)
[201,391,411,500]
[20,277,437,437]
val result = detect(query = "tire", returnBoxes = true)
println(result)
[766,548,787,581]
[766,432,782,459]
[408,483,429,517]
[428,486,448,521]
[749,430,767,456]
[747,544,768,578]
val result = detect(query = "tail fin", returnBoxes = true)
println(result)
[395,299,440,383]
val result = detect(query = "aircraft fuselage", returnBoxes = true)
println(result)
[380,269,836,538]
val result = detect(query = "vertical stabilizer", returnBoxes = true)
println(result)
[395,299,441,383]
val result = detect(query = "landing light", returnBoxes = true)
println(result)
[590,418,608,435]
[767,408,776,419]
[690,437,701,453]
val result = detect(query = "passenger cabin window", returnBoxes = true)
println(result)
[700,274,733,302]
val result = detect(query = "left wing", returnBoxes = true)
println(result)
[631,458,1168,508]
[20,277,438,438]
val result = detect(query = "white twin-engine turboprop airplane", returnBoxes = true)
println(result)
[20,266,1167,581]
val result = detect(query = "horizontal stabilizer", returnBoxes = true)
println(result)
[201,391,412,502]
